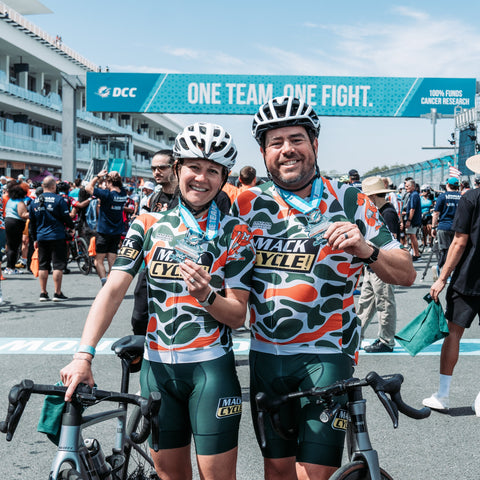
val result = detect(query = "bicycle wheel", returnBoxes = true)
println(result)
[57,468,85,480]
[75,238,92,275]
[121,405,159,480]
[330,460,393,480]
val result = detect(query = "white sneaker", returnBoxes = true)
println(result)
[423,392,449,411]
[472,392,480,417]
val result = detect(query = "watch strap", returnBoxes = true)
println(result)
[198,289,216,307]
[358,242,380,265]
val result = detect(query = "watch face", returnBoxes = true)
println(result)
[207,290,216,305]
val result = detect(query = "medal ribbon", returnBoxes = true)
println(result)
[179,201,220,241]
[277,177,325,215]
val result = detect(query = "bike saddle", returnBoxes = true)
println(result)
[111,335,145,359]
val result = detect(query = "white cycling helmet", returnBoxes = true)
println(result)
[173,122,237,171]
[252,96,321,145]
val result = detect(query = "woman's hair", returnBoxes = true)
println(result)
[7,182,27,199]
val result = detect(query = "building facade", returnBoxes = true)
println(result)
[0,0,181,182]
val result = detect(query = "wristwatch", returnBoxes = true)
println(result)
[358,242,380,265]
[198,289,217,307]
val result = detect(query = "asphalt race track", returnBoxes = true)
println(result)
[1,255,479,479]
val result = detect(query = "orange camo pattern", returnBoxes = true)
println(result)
[113,207,255,362]
[232,178,399,362]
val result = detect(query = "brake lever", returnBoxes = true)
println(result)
[257,410,267,449]
[376,390,399,428]
[2,380,34,441]
[149,392,161,452]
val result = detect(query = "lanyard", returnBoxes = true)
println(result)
[179,202,220,241]
[277,177,325,215]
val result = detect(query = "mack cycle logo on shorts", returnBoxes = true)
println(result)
[216,397,242,418]
[331,409,349,431]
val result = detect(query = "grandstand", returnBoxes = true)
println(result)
[0,0,182,181]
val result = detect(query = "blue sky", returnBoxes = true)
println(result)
[28,1,480,178]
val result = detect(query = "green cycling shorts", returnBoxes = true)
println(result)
[250,351,354,467]
[140,351,241,455]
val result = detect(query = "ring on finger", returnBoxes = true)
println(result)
[344,232,349,239]
[190,277,195,283]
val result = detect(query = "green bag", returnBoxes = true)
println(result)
[394,294,449,356]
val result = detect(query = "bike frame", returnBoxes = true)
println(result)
[345,387,382,480]
[49,336,148,480]
[49,400,128,479]
[1,336,158,480]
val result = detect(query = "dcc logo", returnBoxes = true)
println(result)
[96,86,137,98]
[216,397,242,418]
[112,87,137,98]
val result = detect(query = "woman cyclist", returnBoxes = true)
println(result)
[60,122,255,480]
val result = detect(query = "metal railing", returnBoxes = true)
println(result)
[0,1,99,72]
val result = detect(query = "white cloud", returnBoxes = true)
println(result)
[158,46,244,70]
[257,10,480,78]
[392,6,430,21]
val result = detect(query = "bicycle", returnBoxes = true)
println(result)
[66,223,92,275]
[255,371,431,480]
[0,335,161,480]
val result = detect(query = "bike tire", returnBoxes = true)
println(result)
[75,238,92,275]
[330,460,393,480]
[121,405,159,480]
[57,468,85,480]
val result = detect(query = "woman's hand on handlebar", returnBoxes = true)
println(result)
[60,358,95,402]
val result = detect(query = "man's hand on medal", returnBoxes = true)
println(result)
[323,221,373,258]
[179,259,211,300]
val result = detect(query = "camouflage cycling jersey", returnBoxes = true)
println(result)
[113,206,255,364]
[231,178,401,363]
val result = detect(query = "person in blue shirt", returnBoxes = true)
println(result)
[404,179,422,260]
[29,176,74,301]
[86,170,127,286]
[431,177,462,276]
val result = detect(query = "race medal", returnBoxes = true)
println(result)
[171,202,220,263]
[171,230,206,263]
[306,210,333,246]
[277,177,330,246]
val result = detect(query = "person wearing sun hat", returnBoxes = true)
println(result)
[357,176,401,353]
[424,154,480,413]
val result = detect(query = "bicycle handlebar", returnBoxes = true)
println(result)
[0,380,161,450]
[255,371,430,448]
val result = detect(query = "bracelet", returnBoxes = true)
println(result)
[73,354,92,364]
[77,344,95,357]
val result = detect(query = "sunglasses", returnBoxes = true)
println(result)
[151,165,172,171]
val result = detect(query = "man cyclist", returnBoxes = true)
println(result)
[232,96,416,480]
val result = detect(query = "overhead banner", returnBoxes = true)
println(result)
[86,73,476,117]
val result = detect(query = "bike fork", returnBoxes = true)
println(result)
[347,399,382,480]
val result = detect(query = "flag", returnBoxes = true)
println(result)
[448,164,462,178]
